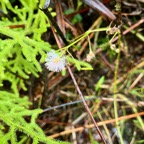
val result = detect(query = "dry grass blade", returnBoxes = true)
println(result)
[49,112,144,138]
[83,0,116,20]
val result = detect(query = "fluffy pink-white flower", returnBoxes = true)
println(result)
[86,51,95,62]
[45,50,67,72]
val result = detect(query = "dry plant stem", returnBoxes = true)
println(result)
[112,18,144,43]
[67,65,107,144]
[77,17,102,56]
[43,96,144,112]
[128,73,144,91]
[42,6,106,143]
[41,8,68,45]
[50,112,144,138]
[97,111,113,144]
[43,97,95,112]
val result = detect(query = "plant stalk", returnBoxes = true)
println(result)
[41,6,107,144]
[67,66,107,144]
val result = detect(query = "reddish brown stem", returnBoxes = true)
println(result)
[112,19,144,43]
[41,5,107,143]
[67,65,107,144]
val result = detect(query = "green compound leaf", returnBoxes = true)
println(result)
[67,57,93,71]
[0,91,69,144]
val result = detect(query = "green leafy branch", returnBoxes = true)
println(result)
[0,91,68,144]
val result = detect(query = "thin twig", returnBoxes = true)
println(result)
[112,18,144,43]
[49,112,144,138]
[43,97,95,112]
[39,8,68,45]
[43,95,144,113]
[67,65,107,144]
[40,5,107,144]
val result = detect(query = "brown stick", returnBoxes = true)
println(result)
[49,112,144,138]
[67,66,107,144]
[41,5,107,143]
[112,19,144,43]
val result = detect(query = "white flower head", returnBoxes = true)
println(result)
[45,50,67,72]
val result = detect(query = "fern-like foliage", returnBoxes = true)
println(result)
[0,25,51,94]
[0,0,70,143]
[0,0,92,143]
[0,91,69,144]
[0,0,92,93]
[0,0,51,94]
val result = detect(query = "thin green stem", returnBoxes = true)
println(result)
[62,28,109,50]
[113,50,124,144]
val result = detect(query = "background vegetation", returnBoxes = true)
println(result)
[0,0,144,143]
